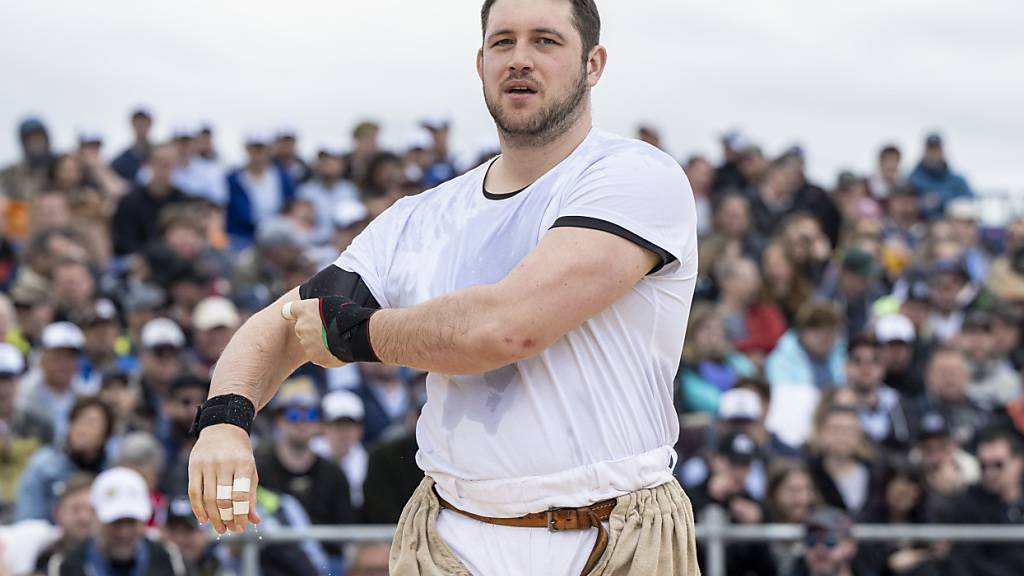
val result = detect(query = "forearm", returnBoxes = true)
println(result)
[369,284,540,375]
[209,288,307,409]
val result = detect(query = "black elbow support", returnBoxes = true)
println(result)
[300,266,381,363]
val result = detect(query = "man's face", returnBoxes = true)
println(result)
[55,489,97,541]
[838,270,869,299]
[196,326,234,363]
[246,144,270,167]
[957,327,994,364]
[716,196,750,238]
[316,155,344,180]
[100,519,145,562]
[131,115,152,141]
[41,347,79,389]
[142,346,183,387]
[165,522,207,562]
[924,145,944,167]
[846,345,884,393]
[324,419,364,457]
[799,326,838,360]
[53,264,95,309]
[927,353,969,402]
[168,386,207,428]
[478,0,601,146]
[888,195,919,222]
[821,413,861,460]
[273,137,297,159]
[918,436,954,471]
[804,530,855,576]
[149,146,176,187]
[23,131,50,159]
[84,322,119,357]
[880,152,900,180]
[978,440,1023,498]
[278,406,321,448]
[879,341,913,372]
[929,272,964,313]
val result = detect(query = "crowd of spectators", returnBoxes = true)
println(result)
[0,108,1021,576]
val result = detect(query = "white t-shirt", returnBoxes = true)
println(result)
[335,128,698,516]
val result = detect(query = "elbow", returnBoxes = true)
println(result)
[467,319,548,371]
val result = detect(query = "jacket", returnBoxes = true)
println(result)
[225,166,295,243]
[54,538,189,576]
[907,161,973,220]
[765,330,846,389]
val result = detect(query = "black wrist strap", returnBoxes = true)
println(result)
[319,296,380,364]
[190,394,257,438]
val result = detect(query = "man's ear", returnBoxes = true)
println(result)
[586,45,608,88]
[477,48,485,81]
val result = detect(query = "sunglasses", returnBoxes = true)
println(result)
[284,407,321,423]
[804,532,839,549]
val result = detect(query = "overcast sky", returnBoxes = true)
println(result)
[2,0,1021,189]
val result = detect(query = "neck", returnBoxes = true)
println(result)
[852,385,878,408]
[492,113,592,191]
[276,441,315,472]
[824,454,855,472]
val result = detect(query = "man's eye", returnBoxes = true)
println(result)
[538,38,558,45]
[493,39,513,47]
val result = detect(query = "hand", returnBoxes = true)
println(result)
[729,497,763,525]
[708,473,737,502]
[187,424,262,534]
[888,548,928,572]
[282,299,345,368]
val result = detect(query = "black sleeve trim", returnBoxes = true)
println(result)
[299,266,381,309]
[550,216,676,275]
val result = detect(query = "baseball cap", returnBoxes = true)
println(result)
[171,124,194,140]
[130,106,153,119]
[717,432,758,465]
[805,507,852,538]
[947,198,979,221]
[720,130,749,151]
[192,296,240,332]
[18,117,47,137]
[875,314,915,344]
[244,130,272,147]
[123,283,165,313]
[841,248,878,278]
[275,127,297,141]
[333,199,369,230]
[91,467,152,524]
[931,258,969,281]
[0,343,25,377]
[82,299,118,327]
[140,318,186,349]
[916,411,951,441]
[273,376,321,410]
[405,127,435,152]
[77,128,104,145]
[41,322,85,350]
[322,390,365,423]
[925,133,943,148]
[718,388,763,422]
[166,495,199,529]
[836,170,859,191]
[421,115,451,131]
[316,140,346,158]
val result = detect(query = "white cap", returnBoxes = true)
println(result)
[333,199,369,230]
[0,343,25,375]
[77,128,104,144]
[322,390,365,422]
[41,322,85,350]
[171,124,195,140]
[244,130,273,147]
[947,198,979,221]
[192,296,240,332]
[421,115,451,131]
[91,467,152,524]
[275,127,297,140]
[718,388,763,421]
[316,140,346,157]
[140,318,186,349]
[404,127,435,152]
[875,313,916,344]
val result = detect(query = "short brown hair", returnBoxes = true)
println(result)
[481,0,601,60]
[795,302,843,331]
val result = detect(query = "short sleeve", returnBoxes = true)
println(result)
[552,145,696,274]
[333,199,413,308]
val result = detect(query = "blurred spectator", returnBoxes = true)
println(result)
[53,467,188,575]
[1,118,54,241]
[881,186,924,251]
[868,145,904,200]
[352,364,409,445]
[188,297,239,377]
[110,107,154,183]
[698,192,762,280]
[690,431,777,576]
[16,322,86,440]
[134,318,187,410]
[98,371,142,440]
[873,314,926,399]
[33,473,97,574]
[230,219,306,306]
[310,198,370,268]
[788,507,879,576]
[420,116,457,188]
[936,428,1024,576]
[362,374,426,524]
[0,343,52,516]
[162,496,218,576]
[51,259,95,325]
[765,302,846,389]
[15,397,112,522]
[715,257,787,363]
[991,306,1024,372]
[347,541,391,576]
[312,390,368,510]
[158,374,207,495]
[343,121,380,185]
[79,299,135,395]
[907,133,973,221]
[676,303,756,414]
[909,410,979,499]
[225,133,295,247]
[957,311,1021,410]
[806,405,883,518]
[946,199,989,284]
[112,144,189,257]
[255,378,354,559]
[818,249,884,339]
[987,217,1024,306]
[904,347,990,449]
[712,131,749,193]
[113,432,166,527]
[761,240,814,323]
[296,142,359,245]
[272,129,310,185]
[683,155,713,237]
[843,335,911,451]
[765,460,820,573]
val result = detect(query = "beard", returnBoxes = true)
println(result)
[485,63,589,148]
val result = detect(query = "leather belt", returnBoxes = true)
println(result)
[434,487,615,575]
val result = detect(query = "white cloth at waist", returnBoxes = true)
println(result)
[430,445,677,518]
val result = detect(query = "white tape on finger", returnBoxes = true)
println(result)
[219,507,234,521]
[217,485,232,500]
[233,500,250,515]
[233,477,251,493]
[282,301,295,321]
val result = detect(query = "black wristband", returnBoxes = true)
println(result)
[319,296,380,363]
[190,394,257,438]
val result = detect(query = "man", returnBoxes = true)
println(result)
[937,428,1024,576]
[956,310,1021,410]
[765,302,847,389]
[926,258,971,343]
[54,467,189,575]
[343,121,380,185]
[163,496,218,576]
[907,133,973,221]
[843,335,910,451]
[189,1,700,575]
[112,144,189,256]
[78,299,136,394]
[110,107,155,183]
[16,322,87,441]
[33,473,98,574]
[51,259,96,324]
[0,342,52,515]
[271,129,311,185]
[296,142,359,245]
[816,249,882,339]
[225,132,296,246]
[873,313,926,398]
[788,508,879,576]
[0,118,54,224]
[904,346,990,449]
[135,318,188,406]
[189,296,240,377]
[420,116,458,188]
[867,144,904,200]
[910,410,979,498]
[312,390,369,510]
[352,363,409,445]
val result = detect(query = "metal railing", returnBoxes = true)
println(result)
[220,509,1024,576]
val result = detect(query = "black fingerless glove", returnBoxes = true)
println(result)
[319,296,380,363]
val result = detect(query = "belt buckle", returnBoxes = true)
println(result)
[547,507,561,532]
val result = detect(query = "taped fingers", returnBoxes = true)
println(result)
[231,476,253,531]
[202,472,227,534]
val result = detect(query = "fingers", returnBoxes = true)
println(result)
[248,469,262,525]
[203,471,227,534]
[188,461,208,525]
